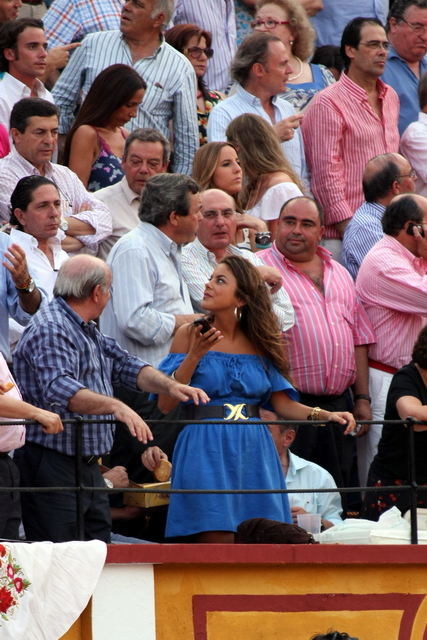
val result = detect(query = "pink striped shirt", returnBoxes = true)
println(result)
[301,73,400,239]
[258,244,375,395]
[356,235,427,370]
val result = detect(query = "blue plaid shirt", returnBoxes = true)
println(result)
[13,296,147,456]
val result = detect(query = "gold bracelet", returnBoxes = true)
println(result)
[171,370,190,385]
[307,406,322,421]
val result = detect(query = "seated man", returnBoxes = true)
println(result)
[94,127,170,261]
[13,254,207,542]
[182,189,294,332]
[0,97,111,254]
[262,409,342,530]
[341,153,417,279]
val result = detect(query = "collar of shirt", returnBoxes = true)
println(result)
[382,233,427,272]
[340,70,389,101]
[418,111,427,126]
[10,227,63,252]
[190,236,244,262]
[286,450,311,481]
[137,220,180,258]
[3,72,45,97]
[270,241,333,270]
[121,176,140,206]
[54,295,97,335]
[236,83,268,107]
[120,31,165,61]
[362,201,387,219]
[10,145,52,177]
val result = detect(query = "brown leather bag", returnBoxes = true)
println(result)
[236,517,315,544]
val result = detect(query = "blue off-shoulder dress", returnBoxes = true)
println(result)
[157,351,298,538]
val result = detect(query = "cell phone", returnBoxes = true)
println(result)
[193,318,211,334]
[407,222,425,237]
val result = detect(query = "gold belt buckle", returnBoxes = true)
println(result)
[224,403,249,421]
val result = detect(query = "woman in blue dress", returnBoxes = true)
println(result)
[155,256,355,543]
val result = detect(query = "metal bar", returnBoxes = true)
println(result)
[74,416,85,541]
[407,416,418,544]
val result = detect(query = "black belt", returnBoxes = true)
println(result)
[183,403,260,421]
[25,441,102,464]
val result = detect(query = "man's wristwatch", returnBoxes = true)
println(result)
[59,217,69,232]
[353,394,372,403]
[104,478,114,490]
[15,277,35,294]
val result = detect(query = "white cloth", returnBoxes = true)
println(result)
[246,182,303,222]
[286,451,343,525]
[400,112,427,199]
[93,177,140,261]
[0,74,53,138]
[0,540,106,640]
[357,366,393,488]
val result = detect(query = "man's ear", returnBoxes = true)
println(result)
[3,48,16,63]
[282,429,296,448]
[10,128,20,146]
[13,208,26,228]
[169,210,179,227]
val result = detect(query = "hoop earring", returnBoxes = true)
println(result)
[234,307,242,322]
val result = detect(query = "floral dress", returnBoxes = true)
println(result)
[87,126,126,192]
[198,88,223,146]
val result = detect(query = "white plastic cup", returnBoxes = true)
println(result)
[297,513,321,534]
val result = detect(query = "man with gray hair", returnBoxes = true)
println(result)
[207,31,307,184]
[101,173,203,367]
[51,0,199,176]
[94,127,170,260]
[13,254,208,542]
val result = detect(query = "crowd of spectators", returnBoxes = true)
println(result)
[1,0,427,546]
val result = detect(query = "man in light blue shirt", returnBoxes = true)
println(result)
[382,0,427,135]
[207,31,308,187]
[100,173,203,369]
[342,153,417,279]
[265,411,343,529]
[311,0,388,47]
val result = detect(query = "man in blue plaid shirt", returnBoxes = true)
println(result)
[13,254,208,542]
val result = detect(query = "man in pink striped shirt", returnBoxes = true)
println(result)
[356,193,427,485]
[258,196,375,505]
[301,17,400,261]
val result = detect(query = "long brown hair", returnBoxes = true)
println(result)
[226,114,303,208]
[192,142,243,212]
[220,255,291,381]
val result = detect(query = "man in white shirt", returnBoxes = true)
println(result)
[207,31,307,184]
[0,18,54,136]
[401,69,427,198]
[0,97,112,254]
[94,128,169,261]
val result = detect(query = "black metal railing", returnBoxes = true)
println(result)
[0,416,421,544]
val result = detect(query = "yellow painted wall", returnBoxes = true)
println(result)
[154,563,427,640]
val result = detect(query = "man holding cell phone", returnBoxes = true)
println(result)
[356,193,427,485]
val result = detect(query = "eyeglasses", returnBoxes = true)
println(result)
[183,46,214,60]
[201,208,235,220]
[358,40,390,51]
[400,169,417,179]
[250,18,291,30]
[400,18,427,35]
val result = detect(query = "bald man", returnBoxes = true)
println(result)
[13,254,208,543]
[342,153,417,280]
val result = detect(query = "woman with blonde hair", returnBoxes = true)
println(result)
[253,0,335,110]
[226,113,304,240]
[192,141,270,251]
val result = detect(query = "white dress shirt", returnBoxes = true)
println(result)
[400,112,427,198]
[94,177,140,261]
[0,74,54,136]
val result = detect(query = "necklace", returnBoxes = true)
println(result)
[289,56,303,81]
